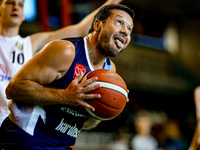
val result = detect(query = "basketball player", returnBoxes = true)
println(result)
[0,4,134,149]
[0,0,123,126]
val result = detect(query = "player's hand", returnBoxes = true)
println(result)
[61,71,101,111]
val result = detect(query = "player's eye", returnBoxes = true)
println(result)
[127,27,132,32]
[19,2,23,7]
[117,20,122,25]
[6,1,14,5]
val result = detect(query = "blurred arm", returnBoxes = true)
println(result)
[189,86,200,150]
[30,0,123,54]
[195,86,200,145]
[189,126,199,150]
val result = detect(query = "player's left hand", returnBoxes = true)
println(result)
[61,71,101,111]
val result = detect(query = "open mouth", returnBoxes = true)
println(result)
[11,14,19,17]
[114,37,124,48]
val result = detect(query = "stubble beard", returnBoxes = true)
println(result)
[97,32,123,57]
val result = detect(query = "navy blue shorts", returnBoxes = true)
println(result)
[0,118,73,150]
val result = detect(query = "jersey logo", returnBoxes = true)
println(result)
[0,64,8,75]
[61,107,86,118]
[73,63,87,78]
[16,41,23,51]
[0,64,11,81]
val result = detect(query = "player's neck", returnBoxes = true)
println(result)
[90,52,106,70]
[86,33,98,49]
[86,33,107,70]
[0,24,19,37]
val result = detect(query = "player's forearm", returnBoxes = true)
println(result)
[6,80,66,105]
[82,117,101,130]
[189,126,199,150]
[194,87,200,147]
[194,87,200,121]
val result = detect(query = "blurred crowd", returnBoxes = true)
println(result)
[107,110,188,150]
[74,109,192,150]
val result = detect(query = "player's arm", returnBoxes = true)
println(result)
[192,86,200,147]
[82,117,101,130]
[189,126,199,150]
[6,40,100,111]
[189,86,200,150]
[30,0,123,54]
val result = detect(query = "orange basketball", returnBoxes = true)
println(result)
[83,69,128,121]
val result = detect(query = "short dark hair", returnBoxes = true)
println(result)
[88,4,135,33]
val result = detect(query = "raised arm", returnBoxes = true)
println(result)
[6,40,100,111]
[30,0,123,54]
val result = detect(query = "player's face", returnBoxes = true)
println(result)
[0,0,24,27]
[98,9,133,57]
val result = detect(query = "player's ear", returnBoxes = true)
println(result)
[93,19,102,32]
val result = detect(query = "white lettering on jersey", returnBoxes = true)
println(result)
[55,118,81,138]
[61,107,86,118]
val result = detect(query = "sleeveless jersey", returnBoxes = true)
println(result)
[1,37,111,148]
[0,35,32,126]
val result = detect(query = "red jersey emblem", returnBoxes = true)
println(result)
[73,63,87,78]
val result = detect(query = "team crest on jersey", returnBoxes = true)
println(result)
[73,63,87,78]
[16,41,23,51]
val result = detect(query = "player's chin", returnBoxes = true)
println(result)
[110,46,123,57]
[108,51,119,57]
[114,48,125,57]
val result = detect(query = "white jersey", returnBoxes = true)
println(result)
[0,35,32,126]
[131,135,158,150]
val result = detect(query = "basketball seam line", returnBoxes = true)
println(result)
[89,81,128,99]
[85,107,116,121]
[93,98,123,110]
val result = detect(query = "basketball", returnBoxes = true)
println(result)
[83,69,128,121]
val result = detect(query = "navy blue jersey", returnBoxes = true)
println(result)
[48,37,111,89]
[0,37,111,149]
